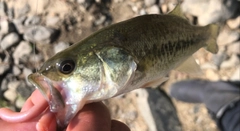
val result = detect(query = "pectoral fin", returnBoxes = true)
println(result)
[175,56,203,76]
[141,77,169,88]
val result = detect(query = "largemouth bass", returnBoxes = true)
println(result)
[28,4,219,126]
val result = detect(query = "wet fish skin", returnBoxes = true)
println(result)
[28,5,219,126]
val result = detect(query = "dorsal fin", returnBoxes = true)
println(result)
[169,2,185,19]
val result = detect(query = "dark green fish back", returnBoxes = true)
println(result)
[79,15,210,72]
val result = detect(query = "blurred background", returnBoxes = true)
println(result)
[0,0,239,131]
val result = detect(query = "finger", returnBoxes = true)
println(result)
[170,80,206,103]
[0,110,55,131]
[0,119,38,131]
[0,90,48,122]
[66,102,111,131]
[36,111,56,131]
[111,120,130,131]
[21,90,46,112]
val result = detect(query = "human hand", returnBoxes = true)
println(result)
[170,80,240,118]
[0,90,130,131]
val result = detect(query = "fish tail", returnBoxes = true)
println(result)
[205,24,220,54]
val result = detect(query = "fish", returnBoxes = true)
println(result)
[27,4,219,126]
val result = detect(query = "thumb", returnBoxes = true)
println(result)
[170,80,208,103]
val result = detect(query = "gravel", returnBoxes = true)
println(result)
[0,1,239,131]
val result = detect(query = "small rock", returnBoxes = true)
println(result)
[17,81,34,99]
[0,20,16,35]
[230,66,240,81]
[200,62,218,70]
[46,16,60,27]
[146,5,160,14]
[17,3,30,18]
[217,27,239,46]
[211,52,228,68]
[0,52,11,75]
[220,54,240,69]
[94,15,106,26]
[139,9,146,15]
[227,16,240,29]
[13,16,27,34]
[23,26,59,44]
[0,1,8,17]
[15,97,26,109]
[0,32,20,50]
[13,41,32,64]
[0,62,10,75]
[54,41,69,54]
[7,81,20,90]
[205,69,220,81]
[77,0,86,4]
[29,53,43,65]
[7,7,14,20]
[23,67,32,78]
[0,77,8,91]
[4,89,17,103]
[181,0,207,16]
[27,0,49,15]
[13,65,21,76]
[144,0,156,7]
[227,41,240,55]
[24,15,41,26]
[22,68,33,87]
[0,73,15,91]
[0,19,9,35]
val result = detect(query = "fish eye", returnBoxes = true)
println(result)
[58,59,75,74]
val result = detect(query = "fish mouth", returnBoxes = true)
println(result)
[28,73,65,112]
[27,73,78,126]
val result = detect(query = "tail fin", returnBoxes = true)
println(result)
[205,24,220,54]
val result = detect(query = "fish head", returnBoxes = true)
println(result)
[28,46,137,126]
